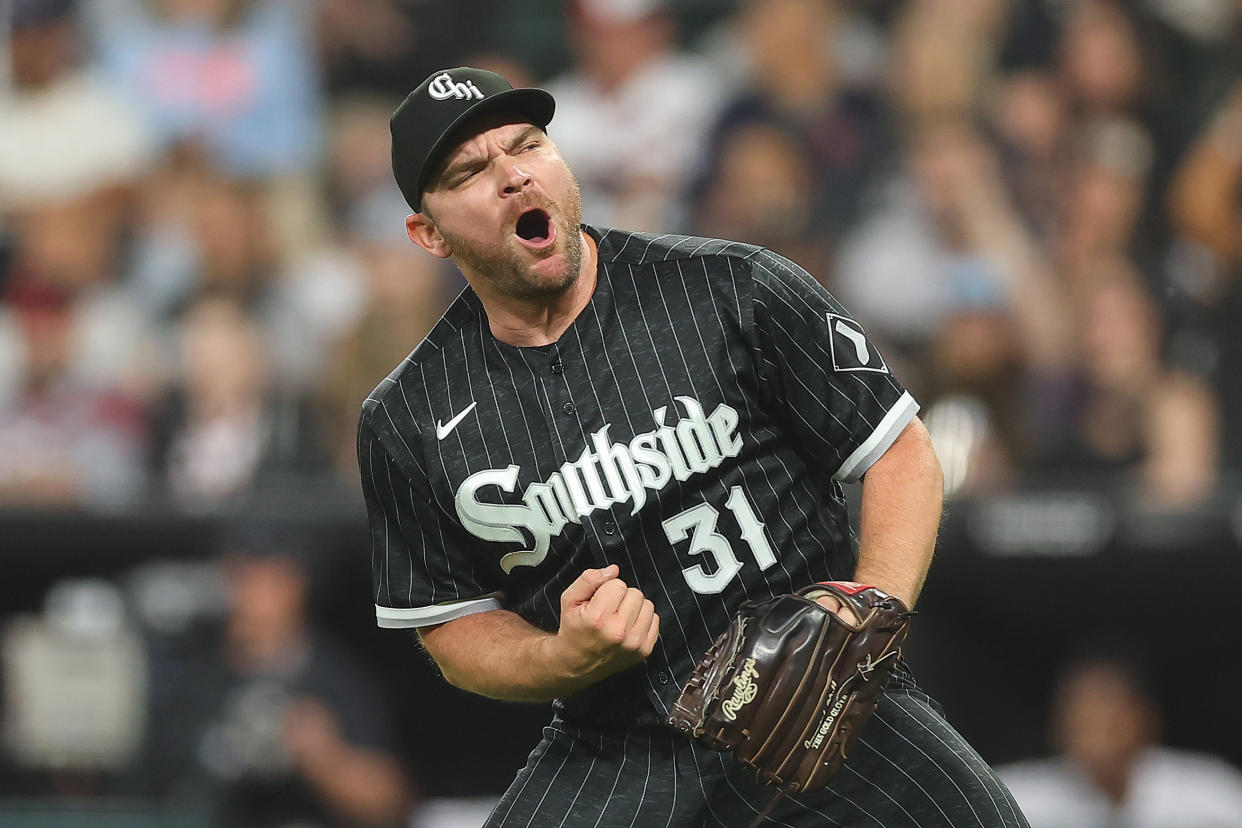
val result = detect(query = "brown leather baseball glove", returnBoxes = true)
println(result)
[666,582,912,819]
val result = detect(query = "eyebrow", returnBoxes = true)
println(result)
[507,125,543,149]
[439,126,545,184]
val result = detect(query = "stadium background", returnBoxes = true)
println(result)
[1,0,1241,825]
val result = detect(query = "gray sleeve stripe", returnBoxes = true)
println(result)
[375,596,502,628]
[834,391,919,482]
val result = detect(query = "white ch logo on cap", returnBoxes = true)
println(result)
[428,72,485,102]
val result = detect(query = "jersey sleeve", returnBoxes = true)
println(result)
[748,248,919,482]
[358,414,503,628]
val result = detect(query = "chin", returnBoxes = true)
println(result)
[518,261,576,298]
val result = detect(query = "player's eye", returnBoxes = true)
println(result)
[519,141,540,153]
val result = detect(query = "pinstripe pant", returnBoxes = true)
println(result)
[485,677,1028,828]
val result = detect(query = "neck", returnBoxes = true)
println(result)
[484,230,599,347]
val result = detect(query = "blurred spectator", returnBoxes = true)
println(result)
[988,68,1069,240]
[999,649,1242,827]
[1169,77,1242,469]
[1031,256,1218,506]
[0,0,154,212]
[888,0,1010,122]
[135,524,415,826]
[691,119,830,278]
[89,0,323,177]
[921,267,1025,497]
[313,0,510,99]
[543,0,726,231]
[0,190,161,402]
[1051,0,1176,139]
[1057,0,1151,119]
[1056,0,1181,251]
[323,97,407,230]
[314,0,420,98]
[147,297,329,507]
[132,161,278,318]
[1054,116,1157,275]
[123,152,362,390]
[836,112,1079,493]
[0,278,147,507]
[0,0,160,408]
[835,115,1069,370]
[323,247,456,477]
[701,0,890,258]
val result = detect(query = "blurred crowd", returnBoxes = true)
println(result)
[6,2,1242,825]
[2,0,1242,513]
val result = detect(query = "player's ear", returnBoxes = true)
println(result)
[406,212,452,258]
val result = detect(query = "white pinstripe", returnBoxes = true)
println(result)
[719,257,840,578]
[677,258,801,591]
[687,747,799,828]
[458,327,497,457]
[898,692,1022,827]
[831,762,923,825]
[417,374,486,599]
[638,232,674,260]
[592,728,631,828]
[491,722,571,826]
[618,260,716,644]
[365,436,389,603]
[568,297,683,700]
[521,733,576,828]
[556,729,606,828]
[749,251,897,413]
[869,696,990,827]
[484,327,541,459]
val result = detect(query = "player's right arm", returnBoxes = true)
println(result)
[359,409,659,701]
[417,561,660,705]
[418,565,660,702]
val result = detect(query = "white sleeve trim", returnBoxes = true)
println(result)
[376,595,503,629]
[833,391,919,483]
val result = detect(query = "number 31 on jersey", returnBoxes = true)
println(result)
[662,486,777,594]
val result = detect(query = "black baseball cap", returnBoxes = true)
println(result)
[390,67,556,212]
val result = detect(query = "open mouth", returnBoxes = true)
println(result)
[515,209,555,249]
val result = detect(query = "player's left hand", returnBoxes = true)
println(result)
[814,593,860,625]
[667,582,912,795]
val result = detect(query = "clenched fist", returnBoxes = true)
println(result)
[552,564,660,686]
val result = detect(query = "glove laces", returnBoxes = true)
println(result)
[747,783,798,828]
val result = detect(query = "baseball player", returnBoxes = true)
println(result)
[360,67,1028,827]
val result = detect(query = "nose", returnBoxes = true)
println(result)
[500,159,533,196]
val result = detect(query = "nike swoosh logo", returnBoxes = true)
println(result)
[436,401,478,440]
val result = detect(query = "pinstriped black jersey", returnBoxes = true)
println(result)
[358,225,918,724]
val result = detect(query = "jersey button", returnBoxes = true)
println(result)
[562,402,576,415]
[657,671,670,685]
[551,361,565,374]
[603,521,617,536]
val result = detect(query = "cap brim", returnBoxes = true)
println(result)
[417,87,556,208]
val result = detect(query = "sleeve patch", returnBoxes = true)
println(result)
[827,314,888,374]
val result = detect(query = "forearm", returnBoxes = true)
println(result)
[852,418,944,608]
[418,609,595,702]
[299,749,413,827]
